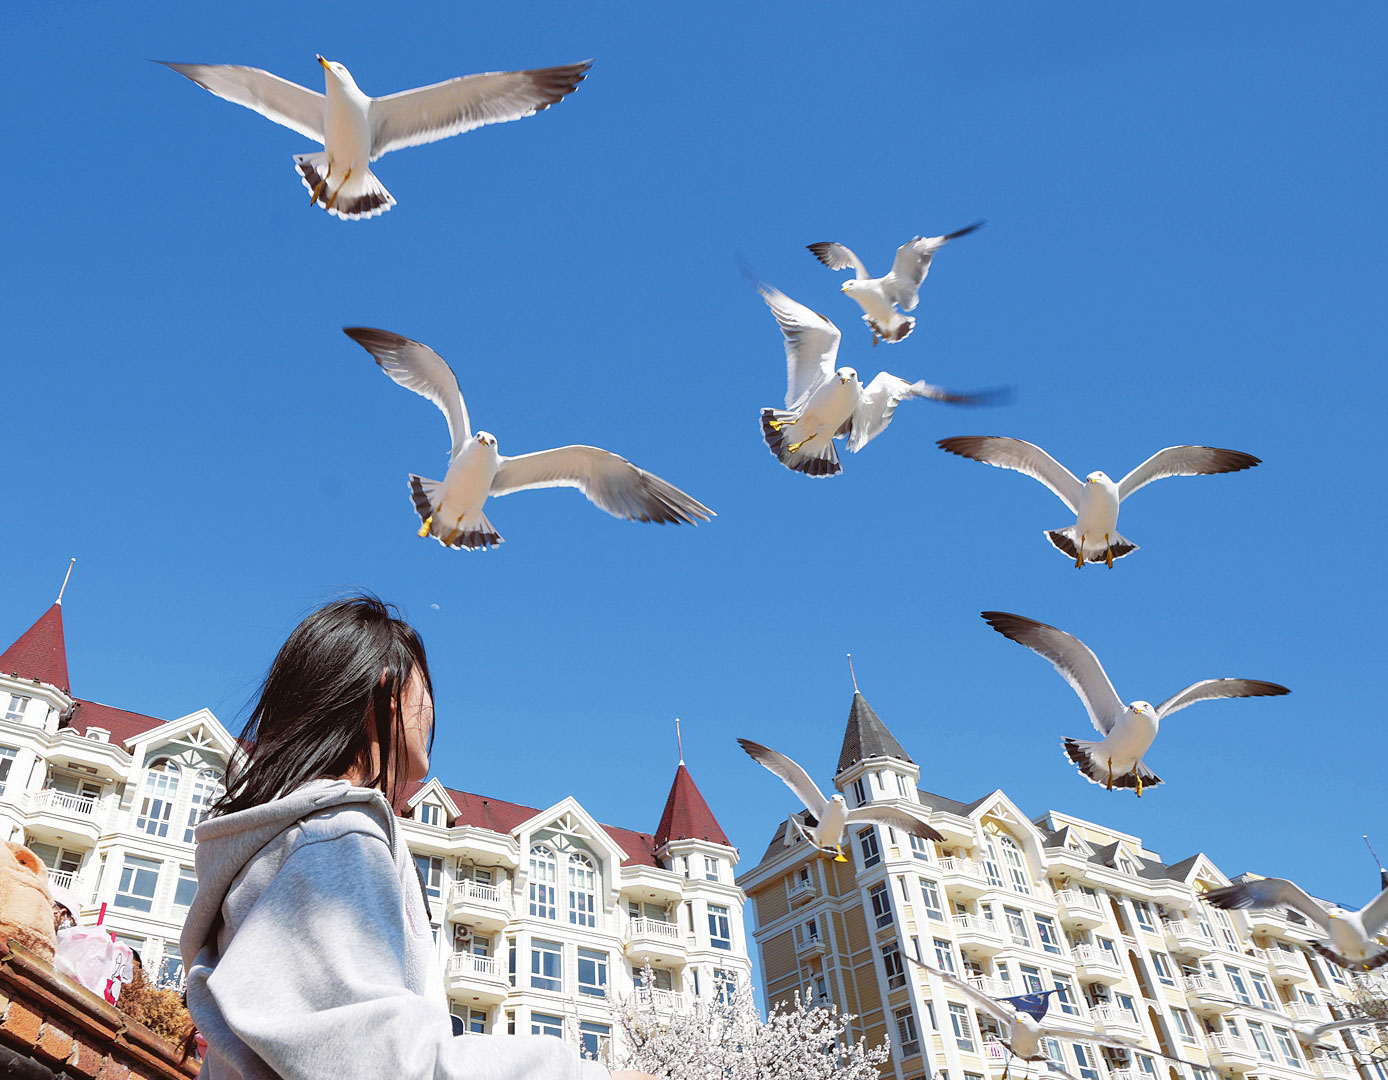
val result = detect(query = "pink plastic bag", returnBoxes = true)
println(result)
[54,928,134,1003]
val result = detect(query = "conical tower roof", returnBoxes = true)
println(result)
[836,691,913,774]
[654,763,730,848]
[0,603,70,692]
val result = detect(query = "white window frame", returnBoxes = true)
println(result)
[530,938,563,992]
[577,947,608,998]
[869,884,892,929]
[531,1012,563,1038]
[173,864,197,908]
[567,852,597,928]
[529,844,557,919]
[136,759,180,838]
[114,854,161,912]
[708,903,733,950]
[896,1005,921,1056]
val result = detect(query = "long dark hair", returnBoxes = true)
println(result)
[213,595,433,816]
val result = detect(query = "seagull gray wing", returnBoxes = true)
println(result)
[847,378,1008,453]
[1204,878,1337,936]
[844,805,944,842]
[907,959,1016,1028]
[490,446,712,524]
[737,739,829,817]
[1154,679,1289,719]
[369,61,591,158]
[343,327,471,458]
[1311,1016,1388,1044]
[981,612,1124,735]
[1357,884,1388,933]
[1042,1024,1201,1067]
[938,437,1085,513]
[883,221,985,310]
[759,284,841,410]
[806,242,870,280]
[158,62,325,142]
[1117,446,1260,501]
[1043,1062,1085,1080]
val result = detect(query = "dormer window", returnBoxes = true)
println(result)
[852,777,867,805]
[419,802,441,826]
[4,695,29,723]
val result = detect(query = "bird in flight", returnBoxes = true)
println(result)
[1205,878,1388,972]
[158,55,591,218]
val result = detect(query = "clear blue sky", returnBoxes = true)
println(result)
[5,1,1386,987]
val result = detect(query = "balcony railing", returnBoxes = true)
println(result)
[47,869,78,892]
[1311,1055,1355,1079]
[984,1040,1008,1063]
[627,917,680,942]
[939,858,987,882]
[29,789,99,815]
[633,987,685,1011]
[452,879,502,906]
[1056,890,1103,914]
[968,976,1010,998]
[446,952,503,979]
[1092,1004,1142,1031]
[1074,945,1122,970]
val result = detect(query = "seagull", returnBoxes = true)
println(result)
[344,327,713,548]
[1230,1003,1388,1048]
[757,284,1007,477]
[807,222,983,345]
[937,436,1260,567]
[737,738,942,861]
[1204,878,1388,972]
[909,960,1200,1079]
[980,612,1289,796]
[158,56,591,219]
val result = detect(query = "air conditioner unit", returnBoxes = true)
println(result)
[454,924,475,946]
[85,728,110,743]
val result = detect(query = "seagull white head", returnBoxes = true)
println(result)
[1130,700,1157,718]
[829,793,847,809]
[1085,470,1112,484]
[837,367,858,386]
[316,56,361,92]
[474,431,498,450]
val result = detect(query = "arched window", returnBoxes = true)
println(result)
[999,833,1032,895]
[184,769,224,843]
[568,853,597,927]
[529,844,557,919]
[137,760,181,838]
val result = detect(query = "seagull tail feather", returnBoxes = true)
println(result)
[760,409,841,477]
[864,311,915,343]
[294,153,396,220]
[409,475,503,551]
[1044,526,1139,564]
[1062,738,1163,792]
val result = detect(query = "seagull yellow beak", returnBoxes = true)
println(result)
[317,55,330,70]
[840,283,848,292]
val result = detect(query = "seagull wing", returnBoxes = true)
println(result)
[1358,884,1388,933]
[1117,446,1261,501]
[1154,679,1289,719]
[845,805,944,842]
[1203,878,1337,936]
[1042,1024,1200,1067]
[759,284,841,410]
[907,959,1016,1028]
[1311,1016,1388,1044]
[883,221,985,310]
[158,62,325,142]
[806,242,870,280]
[369,61,592,158]
[981,612,1124,735]
[736,739,829,817]
[343,327,470,457]
[490,446,713,524]
[937,437,1085,513]
[847,378,1008,453]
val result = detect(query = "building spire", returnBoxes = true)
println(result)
[56,558,76,605]
[1365,835,1388,891]
[676,717,684,765]
[847,652,859,693]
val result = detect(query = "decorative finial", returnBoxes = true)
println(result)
[847,653,859,693]
[1367,835,1388,891]
[56,558,76,605]
[675,717,684,765]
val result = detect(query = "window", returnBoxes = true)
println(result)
[948,1002,974,1051]
[578,948,608,998]
[1135,1053,1159,1080]
[1115,992,1138,1022]
[919,877,945,920]
[714,968,737,1003]
[982,838,1005,887]
[4,696,29,723]
[1043,1038,1064,1065]
[869,884,892,929]
[802,917,819,943]
[529,845,557,919]
[568,853,597,927]
[933,938,956,974]
[579,1021,610,1062]
[1004,907,1030,947]
[859,828,881,868]
[1150,951,1175,985]
[924,1001,938,1030]
[507,937,516,985]
[114,855,160,912]
[1132,900,1157,932]
[1098,936,1120,965]
[414,855,443,906]
[1070,1042,1100,1080]
[852,777,866,805]
[708,903,732,949]
[635,966,673,991]
[896,1006,921,1056]
[531,939,562,992]
[1021,965,1044,993]
[136,760,180,837]
[911,936,923,964]
[1250,972,1276,1010]
[999,834,1031,894]
[815,975,829,1003]
[1035,915,1062,955]
[1171,1007,1197,1044]
[419,802,441,826]
[1211,906,1239,949]
[184,770,221,843]
[883,943,906,990]
[1224,964,1252,1005]
[1052,975,1079,1015]
[173,865,197,908]
[1273,1026,1301,1066]
[897,774,911,798]
[0,746,16,795]
[1118,856,1136,875]
[908,834,932,861]
[531,1013,563,1038]
[1247,1021,1275,1062]
[451,1005,488,1034]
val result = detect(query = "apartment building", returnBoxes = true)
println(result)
[737,688,1387,1080]
[0,596,751,1061]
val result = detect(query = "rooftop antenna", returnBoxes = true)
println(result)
[847,653,860,693]
[56,558,76,605]
[1365,835,1388,891]
[675,717,684,766]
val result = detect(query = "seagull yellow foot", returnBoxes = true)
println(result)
[833,847,848,863]
[1135,773,1144,797]
[417,515,434,538]
[767,417,785,431]
[1106,758,1114,791]
[323,167,352,211]
[787,438,808,454]
[1104,535,1114,569]
[309,175,328,205]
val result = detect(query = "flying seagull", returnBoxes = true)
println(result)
[980,612,1288,796]
[158,56,591,219]
[758,284,1007,477]
[344,327,713,548]
[909,960,1200,1079]
[737,738,942,861]
[1204,878,1388,972]
[937,436,1260,567]
[807,222,983,345]
[1231,1003,1388,1049]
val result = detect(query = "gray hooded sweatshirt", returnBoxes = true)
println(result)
[181,779,609,1080]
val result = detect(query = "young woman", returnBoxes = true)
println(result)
[181,596,652,1080]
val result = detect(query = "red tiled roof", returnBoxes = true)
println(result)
[0,603,70,692]
[653,764,730,849]
[68,699,164,745]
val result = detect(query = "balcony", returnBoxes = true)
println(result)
[939,858,989,899]
[1074,944,1124,985]
[969,976,1011,999]
[795,931,828,958]
[446,880,512,931]
[24,789,102,844]
[1310,1055,1356,1080]
[1206,1034,1259,1071]
[1056,890,1105,930]
[1242,908,1291,938]
[954,915,1005,957]
[984,1040,1009,1065]
[788,875,817,906]
[1181,974,1236,1015]
[1262,949,1310,985]
[623,917,687,967]
[1287,1002,1329,1025]
[444,952,509,1005]
[1163,920,1216,958]
[633,987,687,1013]
[1091,1004,1143,1037]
